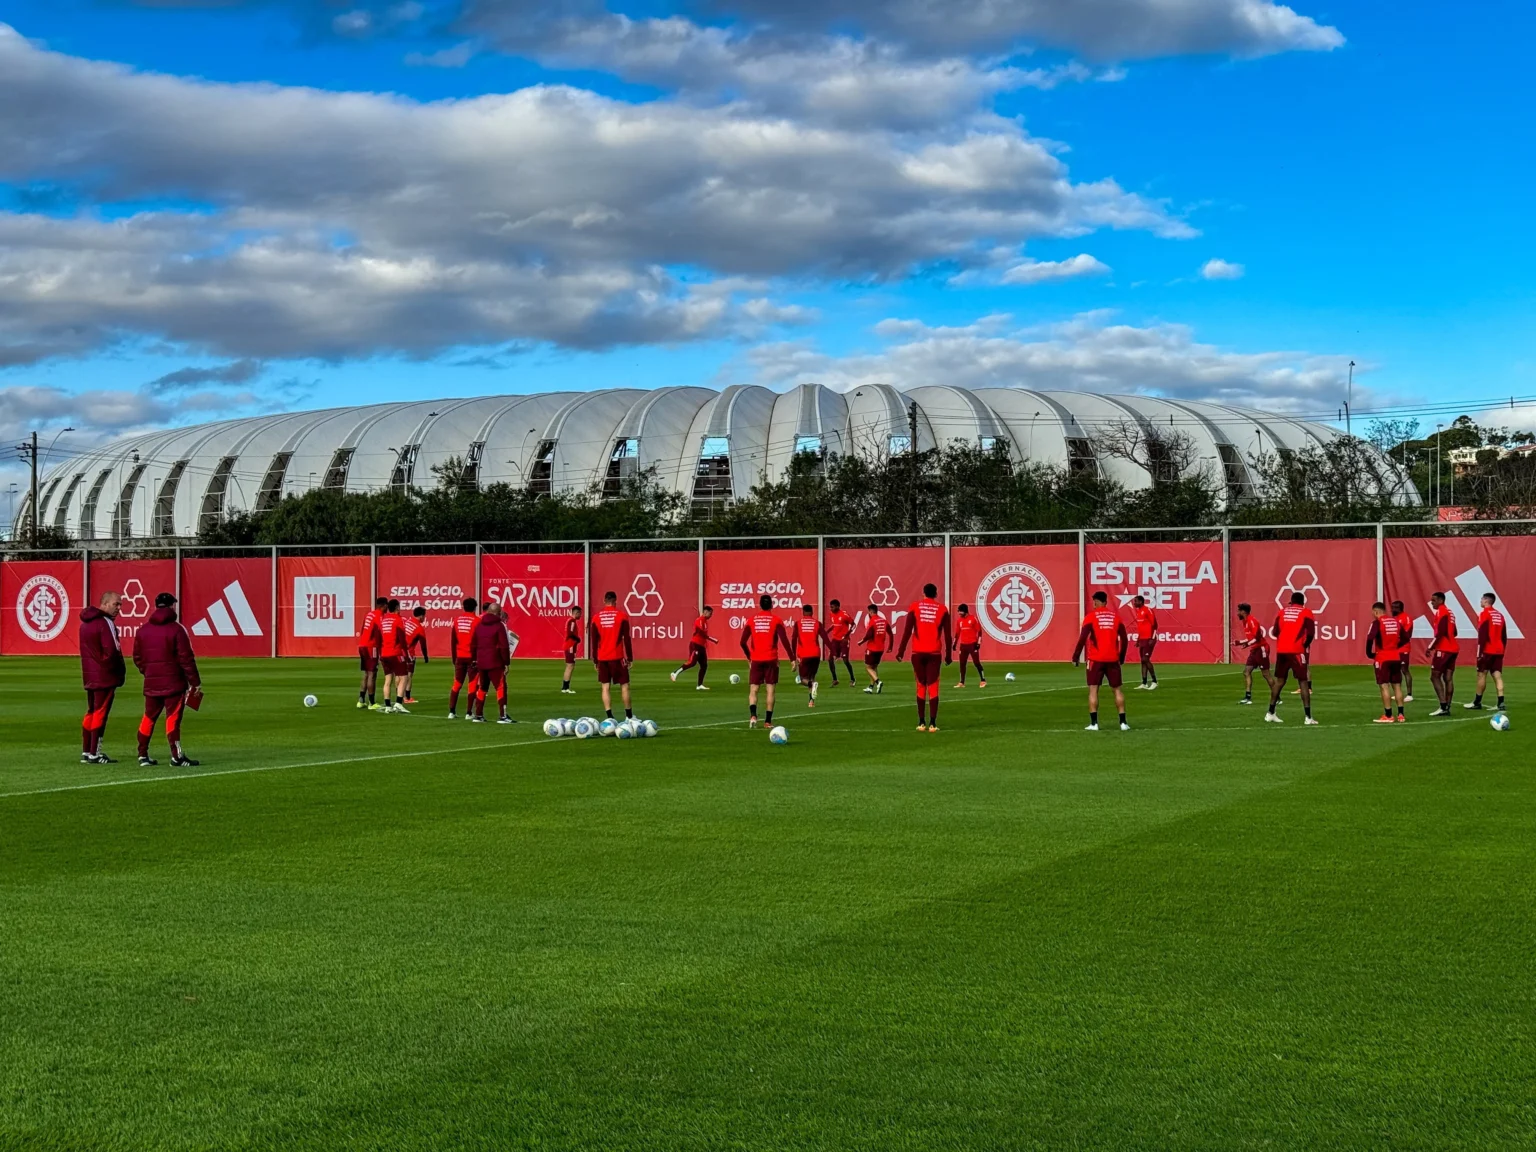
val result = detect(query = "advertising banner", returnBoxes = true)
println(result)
[278,555,370,657]
[1227,539,1376,665]
[950,545,1080,662]
[90,558,175,655]
[481,552,583,660]
[704,548,817,636]
[824,547,944,639]
[1385,536,1532,666]
[1085,542,1224,663]
[1,559,84,655]
[591,550,697,661]
[179,556,273,658]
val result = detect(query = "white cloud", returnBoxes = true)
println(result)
[1000,253,1111,285]
[0,24,1185,365]
[405,40,480,67]
[738,311,1356,412]
[1200,257,1245,280]
[332,9,373,36]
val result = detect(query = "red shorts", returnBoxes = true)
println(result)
[749,660,780,686]
[564,646,579,663]
[911,652,942,687]
[359,648,378,672]
[453,657,473,681]
[1432,651,1458,674]
[596,659,630,685]
[864,651,884,669]
[797,656,820,682]
[382,656,408,677]
[1478,653,1504,673]
[1245,648,1270,670]
[1086,660,1123,688]
[1274,652,1308,681]
[1374,660,1402,685]
[828,637,850,659]
[1138,639,1157,658]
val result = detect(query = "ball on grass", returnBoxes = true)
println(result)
[543,719,564,737]
[574,718,597,739]
[1491,711,1511,732]
[303,694,318,708]
[1004,672,1016,682]
[769,725,789,745]
[729,673,741,685]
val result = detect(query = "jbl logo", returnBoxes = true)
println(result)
[293,576,355,637]
[306,592,342,620]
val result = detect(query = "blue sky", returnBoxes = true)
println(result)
[2,0,1534,521]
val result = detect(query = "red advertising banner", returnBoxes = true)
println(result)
[1227,540,1375,665]
[1086,542,1224,663]
[1,560,84,655]
[591,550,697,661]
[481,553,583,660]
[950,545,1080,662]
[824,547,943,638]
[1385,536,1533,666]
[91,559,175,655]
[179,556,273,658]
[278,555,370,658]
[378,553,477,659]
[704,548,818,636]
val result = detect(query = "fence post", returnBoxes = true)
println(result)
[1077,529,1087,621]
[699,537,706,614]
[82,546,91,609]
[370,543,379,606]
[270,544,278,658]
[816,536,824,612]
[1375,521,1385,601]
[473,543,481,603]
[943,532,951,606]
[1221,527,1231,664]
[174,545,181,603]
[583,540,591,617]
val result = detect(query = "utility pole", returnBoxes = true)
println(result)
[907,401,919,535]
[1345,361,1355,437]
[25,431,37,548]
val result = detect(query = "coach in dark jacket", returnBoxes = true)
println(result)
[78,592,126,763]
[469,608,512,722]
[132,593,201,767]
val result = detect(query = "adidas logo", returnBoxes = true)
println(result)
[1411,564,1524,640]
[190,581,265,638]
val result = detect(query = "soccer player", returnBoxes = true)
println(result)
[561,606,582,694]
[826,599,856,685]
[378,599,410,713]
[78,590,125,764]
[400,605,428,704]
[590,591,635,722]
[1131,594,1159,690]
[896,583,953,732]
[1266,591,1318,725]
[356,595,386,709]
[1392,599,1415,702]
[1072,591,1129,731]
[859,603,890,694]
[793,603,827,707]
[448,597,479,719]
[1365,601,1408,724]
[671,605,719,689]
[1426,590,1459,716]
[954,603,985,688]
[471,601,513,723]
[740,594,792,729]
[1233,602,1275,705]
[1467,592,1508,711]
[133,592,201,767]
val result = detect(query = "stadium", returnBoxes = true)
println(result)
[28,383,1414,541]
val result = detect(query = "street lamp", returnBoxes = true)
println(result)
[1434,423,1444,505]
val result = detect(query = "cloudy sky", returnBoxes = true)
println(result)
[1,0,1533,522]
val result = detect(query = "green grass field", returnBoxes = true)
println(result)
[2,655,1533,1150]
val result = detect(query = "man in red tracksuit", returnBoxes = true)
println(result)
[896,583,954,732]
[471,604,513,723]
[133,592,201,767]
[448,597,479,719]
[78,590,126,764]
[672,605,719,689]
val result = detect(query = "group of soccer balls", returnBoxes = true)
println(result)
[543,716,659,739]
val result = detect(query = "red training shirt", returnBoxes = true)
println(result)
[1478,607,1506,655]
[691,615,713,646]
[1133,604,1158,644]
[861,612,890,653]
[1271,605,1315,655]
[898,597,951,658]
[590,607,632,663]
[957,615,981,646]
[378,612,406,658]
[742,611,789,662]
[1366,614,1404,663]
[1239,613,1267,653]
[828,609,854,642]
[794,615,824,660]
[1430,605,1459,654]
[1073,609,1127,664]
[357,608,382,652]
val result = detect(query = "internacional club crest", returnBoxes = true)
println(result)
[976,562,1054,646]
[17,573,70,643]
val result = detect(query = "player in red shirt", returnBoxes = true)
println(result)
[954,604,986,688]
[561,606,582,694]
[377,599,412,713]
[671,605,720,690]
[858,604,890,694]
[1365,601,1408,724]
[825,599,856,686]
[896,583,953,732]
[1232,602,1275,705]
[1467,591,1507,712]
[739,594,793,730]
[400,605,428,704]
[1266,591,1317,724]
[1391,599,1415,702]
[1131,595,1159,690]
[447,597,479,719]
[793,604,828,708]
[589,591,635,722]
[1426,590,1459,716]
[356,595,387,709]
[1072,591,1129,731]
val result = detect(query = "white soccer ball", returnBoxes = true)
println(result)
[1491,711,1511,732]
[303,694,318,708]
[543,719,564,737]
[1004,672,1016,682]
[729,673,741,685]
[560,718,576,736]
[616,719,636,739]
[599,718,618,737]
[769,725,789,745]
[641,719,659,738]
[574,717,597,739]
